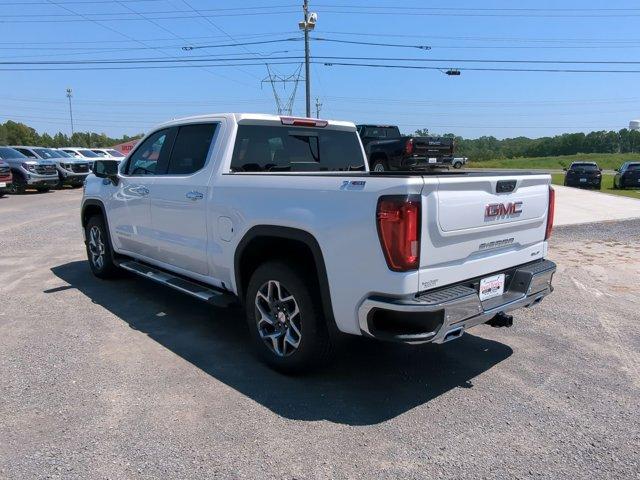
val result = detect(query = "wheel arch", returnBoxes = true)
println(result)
[80,199,117,256]
[234,225,336,329]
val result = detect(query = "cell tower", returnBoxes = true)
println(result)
[262,64,303,116]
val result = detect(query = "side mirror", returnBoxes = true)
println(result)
[599,168,603,172]
[94,159,119,184]
[615,168,619,172]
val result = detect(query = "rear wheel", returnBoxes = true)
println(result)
[245,261,332,373]
[371,159,388,172]
[85,215,119,279]
[453,161,463,169]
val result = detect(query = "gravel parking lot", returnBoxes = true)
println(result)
[1,189,639,479]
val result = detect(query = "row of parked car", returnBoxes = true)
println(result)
[563,161,640,190]
[0,146,125,195]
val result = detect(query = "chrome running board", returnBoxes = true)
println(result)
[117,260,236,308]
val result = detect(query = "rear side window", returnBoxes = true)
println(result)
[166,123,217,175]
[16,148,38,158]
[626,163,640,171]
[230,125,365,172]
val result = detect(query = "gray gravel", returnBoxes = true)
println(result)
[1,190,639,479]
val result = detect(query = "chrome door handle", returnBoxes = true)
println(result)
[186,191,204,201]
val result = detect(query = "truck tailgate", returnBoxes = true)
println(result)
[418,174,551,292]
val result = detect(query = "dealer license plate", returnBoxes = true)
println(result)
[479,274,505,301]
[579,178,587,182]
[428,158,437,164]
[0,182,5,187]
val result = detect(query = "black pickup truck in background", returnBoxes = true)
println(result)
[356,124,455,171]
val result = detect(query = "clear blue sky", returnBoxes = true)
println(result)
[1,0,639,139]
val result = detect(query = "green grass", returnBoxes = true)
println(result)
[550,173,640,199]
[469,153,639,171]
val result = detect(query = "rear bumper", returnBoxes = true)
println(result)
[565,177,601,187]
[358,259,556,344]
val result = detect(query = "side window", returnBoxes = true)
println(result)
[166,123,217,175]
[17,148,37,158]
[125,128,175,176]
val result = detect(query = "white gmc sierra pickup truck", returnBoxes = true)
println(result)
[81,113,556,372]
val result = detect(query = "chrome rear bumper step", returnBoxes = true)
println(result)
[358,259,556,344]
[116,260,237,308]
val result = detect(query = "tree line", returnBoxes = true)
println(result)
[0,120,143,148]
[414,128,640,160]
[3,118,640,161]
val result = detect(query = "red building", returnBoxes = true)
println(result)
[111,139,139,155]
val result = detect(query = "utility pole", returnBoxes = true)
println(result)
[66,88,74,137]
[299,1,317,118]
[315,97,322,118]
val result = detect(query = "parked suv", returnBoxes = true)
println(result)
[58,147,101,164]
[563,162,602,189]
[0,159,12,197]
[613,162,640,189]
[0,146,58,193]
[82,113,556,372]
[12,146,91,188]
[90,148,126,161]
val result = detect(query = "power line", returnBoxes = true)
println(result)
[5,55,640,66]
[0,10,300,23]
[323,62,640,74]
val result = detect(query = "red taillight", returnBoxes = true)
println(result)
[405,138,414,155]
[280,116,328,127]
[376,195,421,271]
[545,186,555,240]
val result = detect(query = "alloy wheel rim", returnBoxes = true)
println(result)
[88,226,105,270]
[255,280,302,357]
[373,163,385,172]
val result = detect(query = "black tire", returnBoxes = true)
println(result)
[245,261,332,373]
[453,161,463,169]
[36,187,50,193]
[7,176,25,194]
[370,158,388,172]
[85,215,119,279]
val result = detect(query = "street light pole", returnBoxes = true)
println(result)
[299,1,317,118]
[66,88,74,137]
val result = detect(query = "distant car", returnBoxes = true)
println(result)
[58,147,102,162]
[0,146,58,194]
[0,159,13,197]
[451,157,468,169]
[11,146,91,188]
[90,148,126,161]
[563,162,602,190]
[613,162,640,189]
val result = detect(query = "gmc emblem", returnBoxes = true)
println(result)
[485,201,523,218]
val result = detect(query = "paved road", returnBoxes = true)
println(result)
[1,190,639,479]
[554,185,640,226]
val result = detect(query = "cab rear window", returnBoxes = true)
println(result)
[230,125,365,172]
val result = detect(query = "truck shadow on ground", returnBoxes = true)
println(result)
[51,261,513,426]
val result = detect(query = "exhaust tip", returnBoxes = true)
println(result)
[443,327,464,342]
